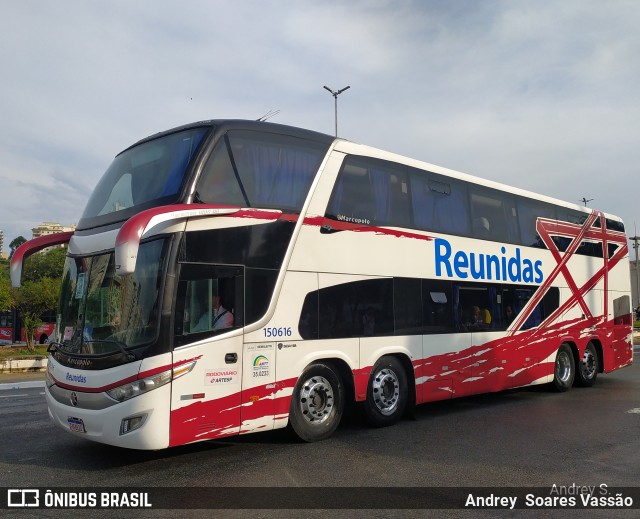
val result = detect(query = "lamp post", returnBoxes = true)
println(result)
[631,234,640,309]
[323,85,350,137]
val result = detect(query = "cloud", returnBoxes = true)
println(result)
[0,0,639,253]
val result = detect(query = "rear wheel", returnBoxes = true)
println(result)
[364,356,408,427]
[575,342,599,387]
[289,363,344,442]
[552,344,575,392]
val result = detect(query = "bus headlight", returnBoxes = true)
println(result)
[106,370,172,402]
[105,360,196,403]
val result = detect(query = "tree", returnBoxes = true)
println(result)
[22,247,66,283]
[11,277,60,350]
[8,236,26,260]
[0,275,12,312]
[3,247,66,348]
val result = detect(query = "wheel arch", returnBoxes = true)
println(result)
[587,338,604,373]
[382,352,416,410]
[302,356,355,405]
[563,340,579,366]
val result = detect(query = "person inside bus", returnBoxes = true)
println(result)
[460,306,491,331]
[504,305,515,326]
[192,288,234,333]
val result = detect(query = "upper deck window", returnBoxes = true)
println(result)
[326,156,411,228]
[195,131,329,212]
[81,127,208,221]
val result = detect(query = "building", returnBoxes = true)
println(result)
[31,222,76,253]
[0,229,4,258]
[31,221,76,239]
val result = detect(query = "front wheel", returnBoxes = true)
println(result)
[552,344,575,392]
[364,356,408,427]
[575,342,599,387]
[289,363,344,442]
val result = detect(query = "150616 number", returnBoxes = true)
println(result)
[263,327,292,338]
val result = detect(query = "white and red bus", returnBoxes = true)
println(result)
[0,309,56,345]
[11,120,633,449]
[0,310,14,345]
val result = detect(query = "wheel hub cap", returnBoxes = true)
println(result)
[298,376,334,425]
[372,368,400,416]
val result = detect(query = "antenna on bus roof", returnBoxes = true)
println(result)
[256,109,280,122]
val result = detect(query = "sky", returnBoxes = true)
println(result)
[1,0,639,257]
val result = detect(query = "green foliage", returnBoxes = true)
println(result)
[0,274,11,311]
[0,345,48,358]
[8,236,26,260]
[0,259,12,310]
[22,247,67,283]
[0,248,66,349]
[11,276,61,350]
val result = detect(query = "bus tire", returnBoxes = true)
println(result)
[575,342,599,387]
[364,356,408,427]
[552,343,575,392]
[289,362,344,442]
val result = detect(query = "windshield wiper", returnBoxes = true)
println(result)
[82,339,140,361]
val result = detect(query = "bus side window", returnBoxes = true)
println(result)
[469,189,518,243]
[302,278,393,340]
[174,264,243,345]
[326,156,410,228]
[326,161,375,223]
[196,141,246,206]
[517,199,556,248]
[410,170,471,236]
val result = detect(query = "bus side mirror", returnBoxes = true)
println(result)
[10,231,74,287]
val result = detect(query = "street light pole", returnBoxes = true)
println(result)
[323,85,350,137]
[631,234,640,309]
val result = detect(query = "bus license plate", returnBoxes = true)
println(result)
[67,417,86,433]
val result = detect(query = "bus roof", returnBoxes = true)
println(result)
[120,119,622,225]
[121,119,335,156]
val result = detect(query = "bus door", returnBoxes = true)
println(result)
[170,264,245,445]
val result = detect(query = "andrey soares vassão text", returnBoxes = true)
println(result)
[465,485,634,510]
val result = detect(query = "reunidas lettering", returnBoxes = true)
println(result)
[65,372,87,384]
[434,238,543,284]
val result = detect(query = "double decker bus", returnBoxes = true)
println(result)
[11,120,633,449]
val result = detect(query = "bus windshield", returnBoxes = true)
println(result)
[80,127,208,222]
[56,239,165,356]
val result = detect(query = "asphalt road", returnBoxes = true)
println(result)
[1,352,639,518]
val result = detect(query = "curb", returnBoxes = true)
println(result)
[0,356,48,373]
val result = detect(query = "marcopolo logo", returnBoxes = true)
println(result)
[434,237,543,284]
